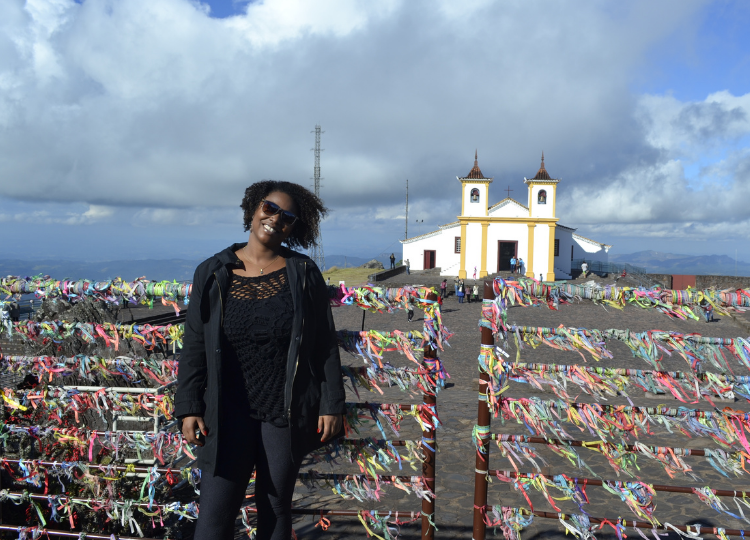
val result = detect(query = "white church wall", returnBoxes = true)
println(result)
[486,230,499,274]
[463,222,484,279]
[401,238,424,271]
[401,232,439,271]
[401,228,462,275]
[488,200,528,218]
[572,235,609,264]
[438,227,461,276]
[532,224,551,280]
[554,228,574,276]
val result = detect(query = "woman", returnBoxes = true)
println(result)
[175,181,345,540]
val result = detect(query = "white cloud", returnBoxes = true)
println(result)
[0,202,116,225]
[226,0,400,47]
[132,206,242,227]
[6,0,750,258]
[559,91,750,238]
[638,90,750,153]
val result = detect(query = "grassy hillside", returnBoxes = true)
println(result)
[322,266,375,286]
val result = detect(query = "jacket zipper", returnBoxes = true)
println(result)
[288,261,306,420]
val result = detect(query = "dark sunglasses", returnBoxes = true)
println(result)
[260,200,298,226]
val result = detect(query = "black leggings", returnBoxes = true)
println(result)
[194,418,301,540]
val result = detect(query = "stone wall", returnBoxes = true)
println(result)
[695,275,750,290]
[646,274,672,288]
[644,274,750,290]
[368,265,407,282]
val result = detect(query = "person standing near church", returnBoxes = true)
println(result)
[440,279,447,299]
[389,253,395,269]
[581,260,588,278]
[176,180,345,540]
[517,258,523,275]
[405,259,410,275]
[510,256,516,274]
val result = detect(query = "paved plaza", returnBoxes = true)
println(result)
[3,274,749,539]
[275,275,750,539]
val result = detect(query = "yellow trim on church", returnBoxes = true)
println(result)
[552,186,556,217]
[526,224,535,277]
[546,224,556,281]
[527,184,533,217]
[459,222,467,279]
[458,216,559,224]
[480,223,489,278]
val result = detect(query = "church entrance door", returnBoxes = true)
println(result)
[423,250,436,269]
[497,241,518,272]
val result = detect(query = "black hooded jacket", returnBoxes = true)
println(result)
[174,243,346,475]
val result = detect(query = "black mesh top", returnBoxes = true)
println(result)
[221,267,294,426]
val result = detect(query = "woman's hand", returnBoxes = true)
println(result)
[318,414,343,443]
[181,416,208,447]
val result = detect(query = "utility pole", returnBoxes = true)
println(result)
[405,179,409,240]
[308,125,325,270]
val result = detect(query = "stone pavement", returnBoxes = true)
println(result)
[242,277,750,539]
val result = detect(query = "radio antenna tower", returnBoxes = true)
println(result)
[308,125,326,270]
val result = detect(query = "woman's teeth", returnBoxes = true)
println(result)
[263,224,276,233]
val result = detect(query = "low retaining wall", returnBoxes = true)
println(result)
[640,274,750,290]
[646,274,672,288]
[696,275,750,290]
[368,265,407,282]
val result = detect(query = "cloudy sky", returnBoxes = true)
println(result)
[1,0,748,263]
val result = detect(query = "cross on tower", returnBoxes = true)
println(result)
[505,186,513,198]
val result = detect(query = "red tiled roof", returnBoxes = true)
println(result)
[532,151,552,180]
[466,150,485,179]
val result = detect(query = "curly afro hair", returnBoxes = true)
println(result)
[240,180,327,250]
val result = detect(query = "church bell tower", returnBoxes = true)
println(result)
[524,152,559,281]
[457,151,493,279]
[525,152,558,219]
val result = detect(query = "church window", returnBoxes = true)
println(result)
[470,188,480,203]
[571,245,574,260]
[455,236,461,253]
[538,190,547,204]
[554,239,559,256]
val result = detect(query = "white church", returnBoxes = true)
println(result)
[401,152,611,280]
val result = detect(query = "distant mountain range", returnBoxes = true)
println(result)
[324,255,381,268]
[0,259,202,282]
[0,254,390,281]
[611,251,750,276]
